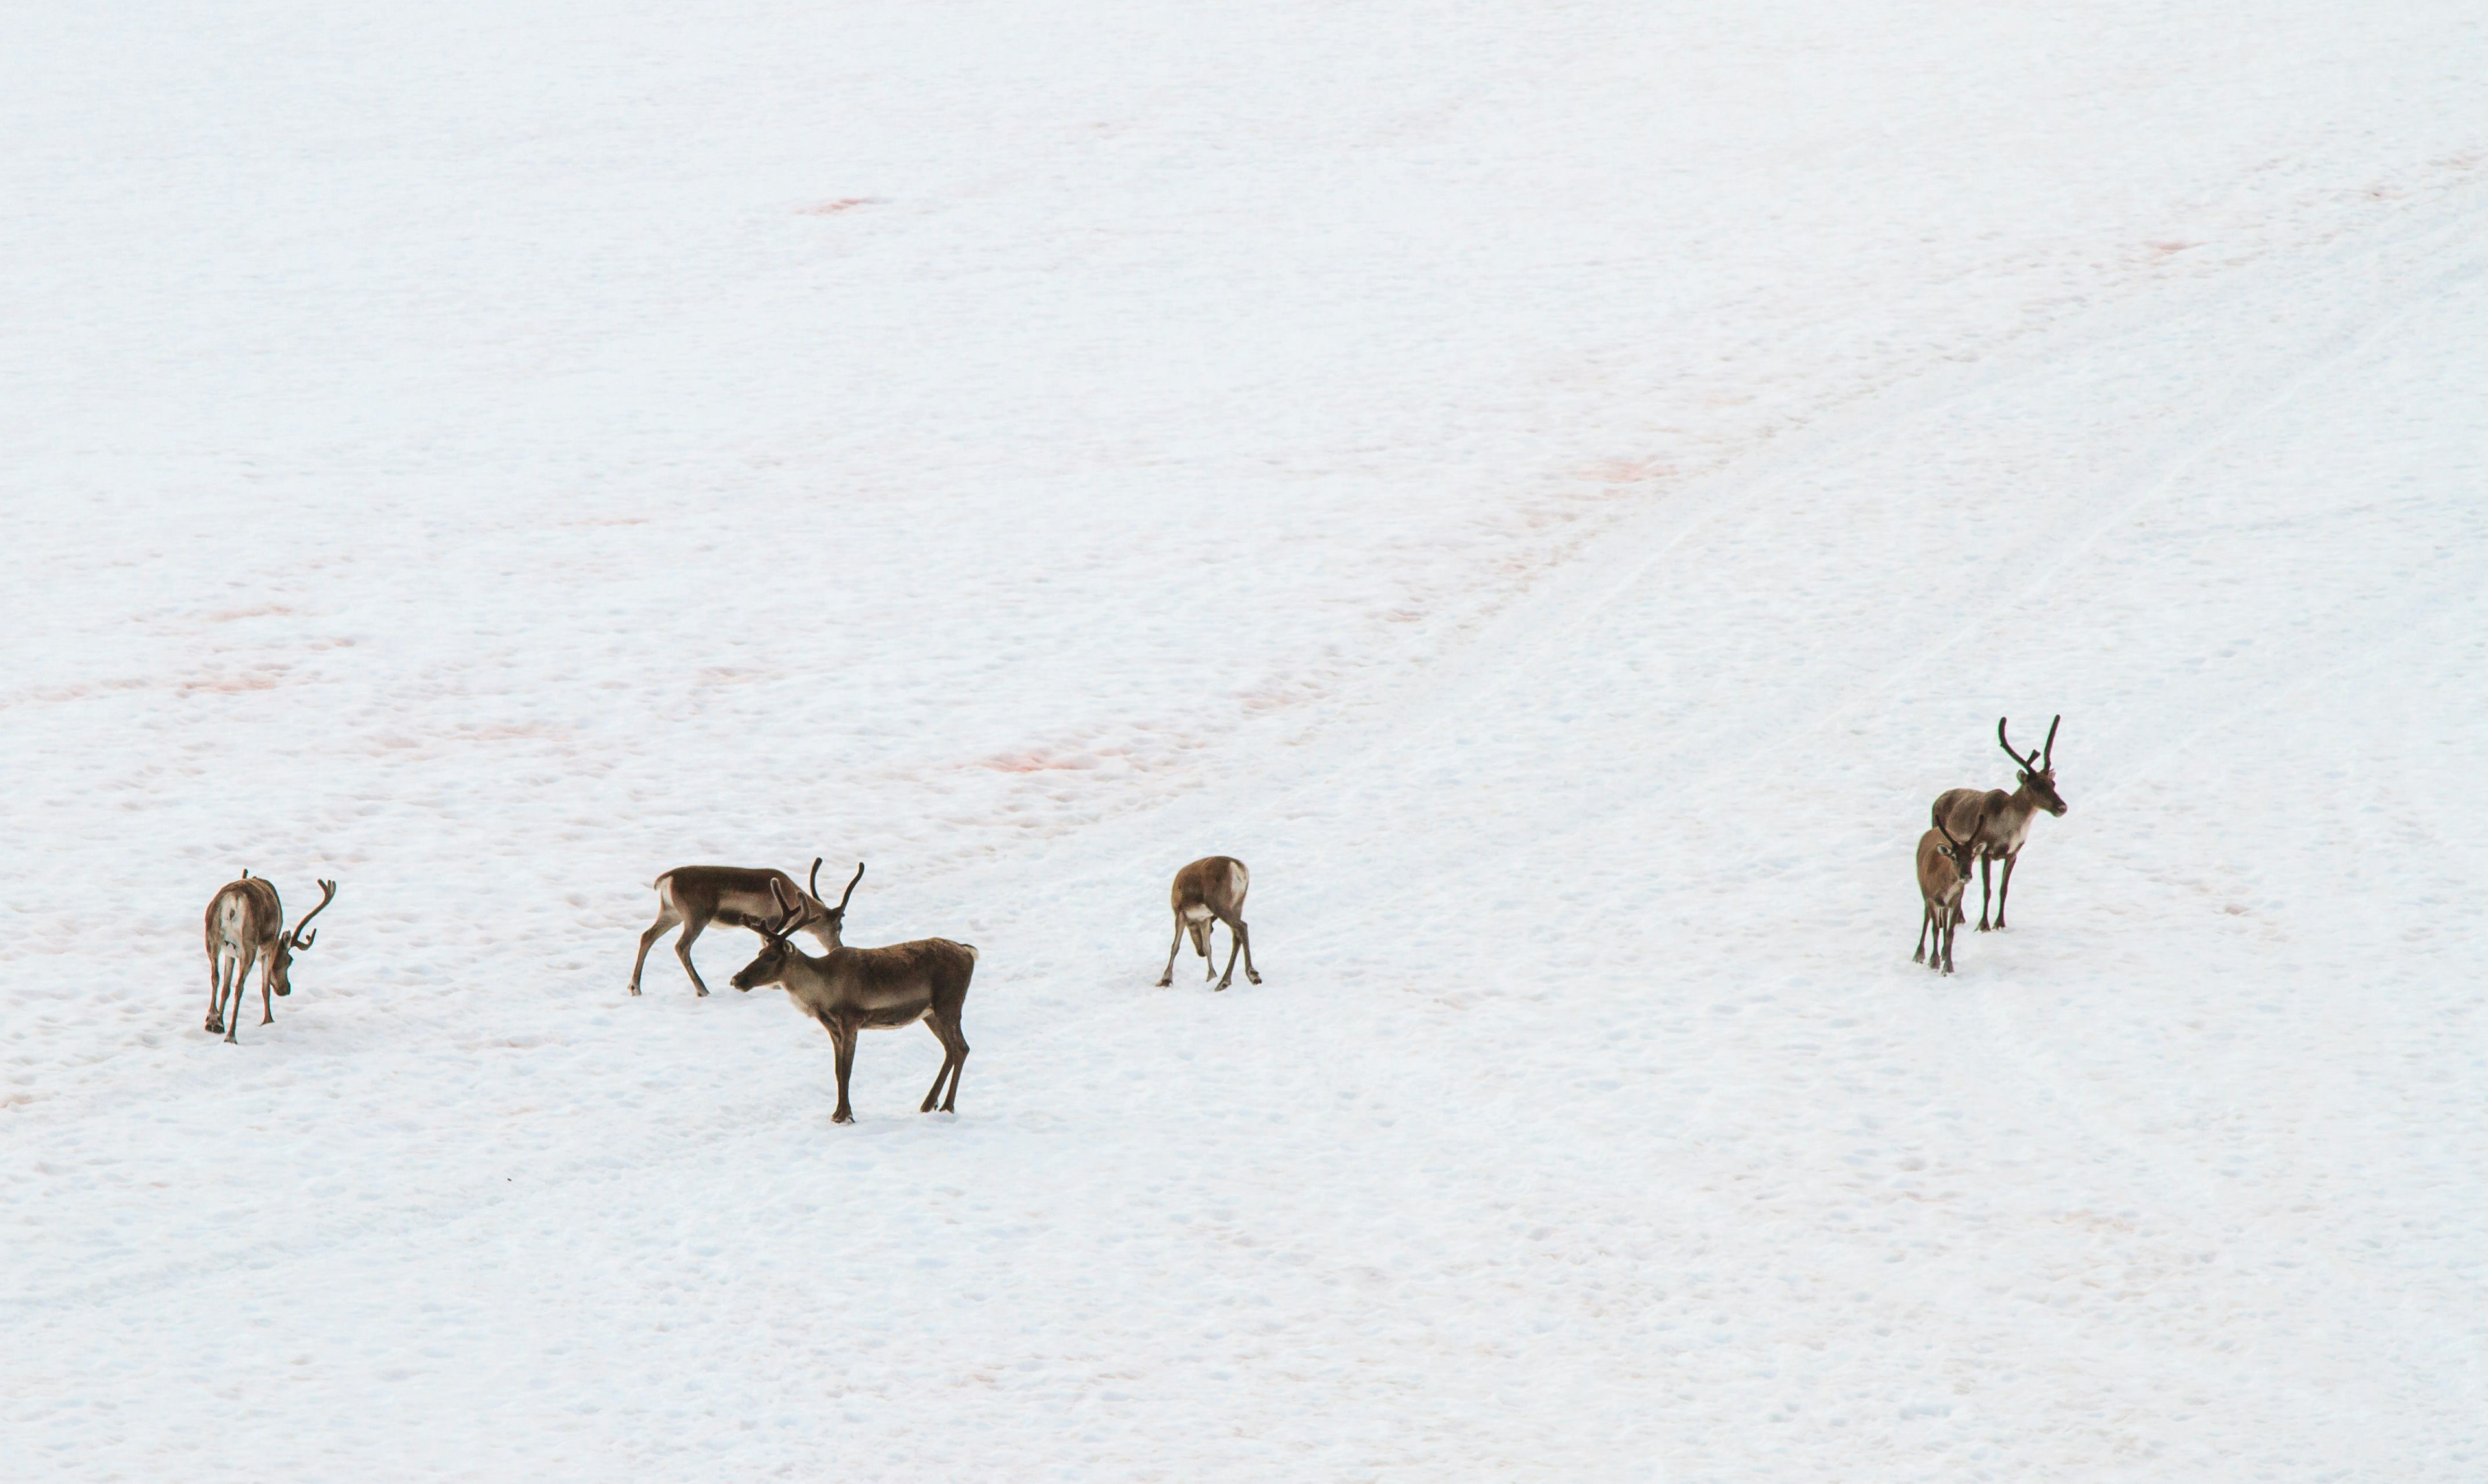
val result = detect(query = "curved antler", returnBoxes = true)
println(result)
[764,878,802,940]
[807,857,825,901]
[290,879,338,950]
[836,862,864,914]
[1997,716,2039,771]
[2041,714,2060,769]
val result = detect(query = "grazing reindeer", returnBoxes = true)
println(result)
[1932,715,2068,932]
[1914,816,1981,974]
[202,873,336,1043]
[729,871,977,1124]
[629,858,855,996]
[1157,856,1260,990]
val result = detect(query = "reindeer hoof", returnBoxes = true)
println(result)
[1155,975,1172,987]
[694,988,709,998]
[1247,972,1261,984]
[627,986,641,997]
[204,1020,223,1034]
[832,1110,853,1124]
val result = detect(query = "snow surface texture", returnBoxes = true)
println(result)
[5,1,2485,1478]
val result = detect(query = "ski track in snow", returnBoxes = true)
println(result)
[4,1,2486,1479]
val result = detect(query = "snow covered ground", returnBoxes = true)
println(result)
[5,1,2485,1477]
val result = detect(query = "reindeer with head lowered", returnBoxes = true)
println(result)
[629,858,852,997]
[202,873,336,1043]
[728,863,978,1124]
[1931,715,2066,932]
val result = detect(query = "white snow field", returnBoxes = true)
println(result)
[5,0,2486,1477]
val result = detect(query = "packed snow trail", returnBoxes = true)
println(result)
[5,1,2486,1479]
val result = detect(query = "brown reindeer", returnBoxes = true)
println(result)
[729,871,977,1124]
[629,858,855,996]
[1157,856,1260,990]
[202,873,336,1043]
[1914,815,1980,974]
[1932,715,2067,931]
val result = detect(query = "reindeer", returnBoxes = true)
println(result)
[202,873,336,1043]
[1914,815,1980,974]
[1932,715,2066,932]
[728,869,977,1124]
[629,858,854,996]
[1157,856,1260,990]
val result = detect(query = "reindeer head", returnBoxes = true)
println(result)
[789,857,863,950]
[1931,816,1979,878]
[266,879,337,996]
[731,866,862,992]
[1998,714,2066,816]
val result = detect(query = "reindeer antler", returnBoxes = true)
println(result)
[835,862,864,915]
[290,879,338,950]
[1997,716,2040,771]
[807,857,825,901]
[2041,714,2060,769]
[764,879,803,940]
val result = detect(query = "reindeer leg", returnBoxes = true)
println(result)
[259,957,277,1025]
[628,908,680,996]
[1975,854,1995,931]
[205,951,227,1033]
[1158,914,1185,987]
[1215,915,1245,990]
[920,1019,954,1113]
[939,1025,967,1113]
[1994,852,2018,930]
[920,1010,968,1113]
[827,1018,858,1124]
[1915,906,1930,963]
[672,914,713,996]
[1234,918,1260,985]
[223,947,251,1044]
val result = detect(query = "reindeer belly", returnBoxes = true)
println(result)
[858,1003,932,1030]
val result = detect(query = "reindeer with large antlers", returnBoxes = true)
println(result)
[1931,715,2067,932]
[728,865,978,1124]
[1914,814,1981,974]
[202,873,336,1043]
[629,858,854,996]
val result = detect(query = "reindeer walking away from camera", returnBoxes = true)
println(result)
[202,873,336,1043]
[1158,856,1260,990]
[629,858,855,996]
[728,869,978,1124]
[1932,715,2067,931]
